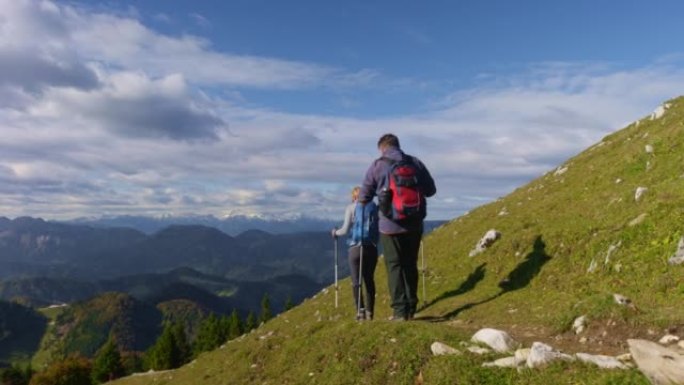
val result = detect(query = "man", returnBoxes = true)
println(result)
[359,134,436,321]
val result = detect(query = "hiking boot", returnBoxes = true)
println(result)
[356,311,366,321]
[365,311,373,321]
[388,315,407,322]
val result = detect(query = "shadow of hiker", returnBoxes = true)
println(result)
[498,235,551,293]
[419,263,487,312]
[431,235,552,321]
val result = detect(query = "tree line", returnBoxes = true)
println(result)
[0,293,282,385]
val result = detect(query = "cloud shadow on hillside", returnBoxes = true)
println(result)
[418,263,487,312]
[421,236,551,322]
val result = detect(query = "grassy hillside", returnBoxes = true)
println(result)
[110,97,684,385]
[31,293,162,369]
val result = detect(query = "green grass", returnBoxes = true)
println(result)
[110,97,684,384]
[30,305,69,369]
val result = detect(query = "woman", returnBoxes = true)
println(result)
[332,186,379,321]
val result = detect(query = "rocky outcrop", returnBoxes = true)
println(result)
[469,230,501,257]
[526,342,574,368]
[575,353,629,369]
[668,237,684,265]
[614,293,633,307]
[554,166,568,176]
[430,342,461,356]
[471,328,519,353]
[649,103,670,120]
[635,187,648,202]
[573,315,587,334]
[629,339,684,385]
[659,335,680,345]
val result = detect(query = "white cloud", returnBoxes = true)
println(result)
[1,1,684,220]
[189,13,211,29]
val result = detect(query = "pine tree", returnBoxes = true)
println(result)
[228,309,242,339]
[171,322,191,365]
[245,311,256,331]
[217,314,231,343]
[145,322,188,370]
[259,293,272,325]
[284,295,294,311]
[192,314,221,355]
[91,337,124,384]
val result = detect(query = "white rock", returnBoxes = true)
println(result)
[573,315,587,334]
[430,342,461,356]
[635,187,648,202]
[587,259,598,273]
[678,341,684,350]
[483,356,518,368]
[575,353,628,369]
[514,348,531,365]
[649,104,669,120]
[629,213,648,227]
[646,144,654,154]
[554,166,568,176]
[629,339,684,385]
[471,328,519,353]
[616,353,633,362]
[467,346,492,355]
[259,331,274,340]
[668,237,684,265]
[604,242,621,265]
[469,230,501,257]
[614,293,632,306]
[615,178,623,184]
[526,342,574,368]
[659,335,680,345]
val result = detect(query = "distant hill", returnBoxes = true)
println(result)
[33,292,162,364]
[0,268,321,316]
[111,98,684,385]
[0,217,145,279]
[0,219,345,283]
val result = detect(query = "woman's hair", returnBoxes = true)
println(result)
[351,186,361,202]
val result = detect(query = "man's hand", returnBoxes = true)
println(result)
[331,228,337,239]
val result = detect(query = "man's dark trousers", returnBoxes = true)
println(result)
[381,229,422,319]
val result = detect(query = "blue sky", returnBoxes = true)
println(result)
[2,0,684,220]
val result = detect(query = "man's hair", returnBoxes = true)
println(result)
[377,133,400,149]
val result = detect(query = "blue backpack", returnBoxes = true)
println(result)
[349,202,379,247]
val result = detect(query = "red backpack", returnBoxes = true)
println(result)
[380,157,423,220]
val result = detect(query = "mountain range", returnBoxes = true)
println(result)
[110,98,684,385]
[0,217,344,282]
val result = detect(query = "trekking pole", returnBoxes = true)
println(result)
[421,240,427,307]
[334,237,339,308]
[357,205,365,320]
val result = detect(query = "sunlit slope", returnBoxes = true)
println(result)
[109,97,684,385]
[420,96,684,329]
